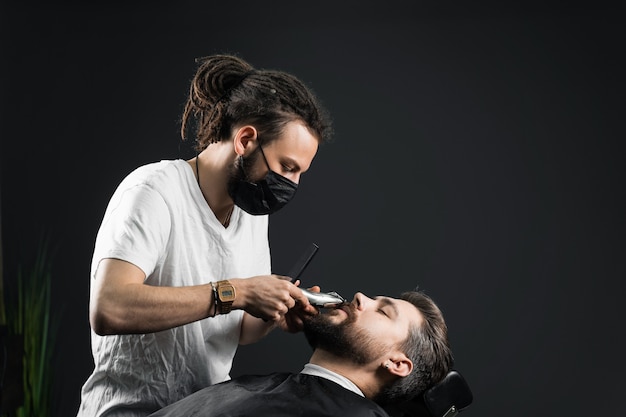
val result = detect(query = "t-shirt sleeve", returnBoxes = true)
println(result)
[92,182,171,280]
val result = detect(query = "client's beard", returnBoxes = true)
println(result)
[303,307,386,365]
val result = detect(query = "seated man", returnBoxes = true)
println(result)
[149,289,453,417]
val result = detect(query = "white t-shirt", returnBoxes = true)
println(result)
[77,160,271,417]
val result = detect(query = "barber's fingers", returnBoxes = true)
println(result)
[280,276,321,295]
[284,296,296,310]
[274,274,293,282]
[281,311,304,333]
[272,275,308,303]
[272,276,313,303]
[279,301,319,333]
[239,275,318,320]
[266,275,312,307]
[266,305,288,322]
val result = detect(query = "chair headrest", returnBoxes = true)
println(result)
[424,370,473,417]
[382,369,473,417]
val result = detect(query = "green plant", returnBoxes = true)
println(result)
[3,236,60,417]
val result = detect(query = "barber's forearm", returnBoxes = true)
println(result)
[90,282,215,335]
[239,312,276,345]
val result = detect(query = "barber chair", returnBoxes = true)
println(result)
[384,370,473,417]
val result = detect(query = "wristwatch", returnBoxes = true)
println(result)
[216,280,236,314]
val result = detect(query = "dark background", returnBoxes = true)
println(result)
[1,1,625,416]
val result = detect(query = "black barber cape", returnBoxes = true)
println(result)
[149,372,390,417]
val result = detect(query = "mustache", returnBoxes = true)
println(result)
[338,302,357,316]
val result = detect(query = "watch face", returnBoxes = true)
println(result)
[219,285,236,302]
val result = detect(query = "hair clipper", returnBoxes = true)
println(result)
[301,288,346,308]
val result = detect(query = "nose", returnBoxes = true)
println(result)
[352,292,374,311]
[287,172,301,185]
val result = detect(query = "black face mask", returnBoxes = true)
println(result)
[227,146,298,215]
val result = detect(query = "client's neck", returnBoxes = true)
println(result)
[309,349,380,399]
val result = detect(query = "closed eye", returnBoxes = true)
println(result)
[375,297,399,318]
[281,163,296,173]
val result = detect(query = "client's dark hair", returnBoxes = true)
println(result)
[376,289,454,405]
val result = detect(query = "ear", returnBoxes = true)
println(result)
[233,125,258,156]
[384,354,413,378]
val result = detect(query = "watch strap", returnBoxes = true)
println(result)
[210,282,218,317]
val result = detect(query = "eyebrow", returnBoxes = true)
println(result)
[377,297,399,317]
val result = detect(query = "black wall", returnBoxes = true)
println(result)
[1,2,624,416]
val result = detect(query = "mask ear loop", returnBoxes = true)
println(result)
[257,142,272,173]
[240,137,274,183]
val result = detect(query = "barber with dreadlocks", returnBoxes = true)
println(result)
[77,53,334,417]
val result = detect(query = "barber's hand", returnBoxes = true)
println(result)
[229,276,316,322]
[277,285,321,333]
